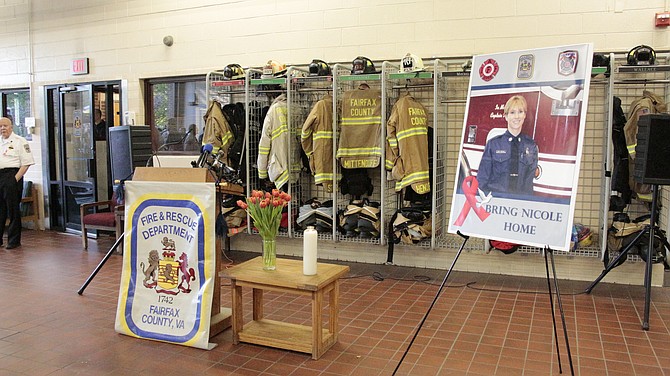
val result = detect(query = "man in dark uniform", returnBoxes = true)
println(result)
[94,109,108,141]
[0,117,35,249]
[477,95,538,196]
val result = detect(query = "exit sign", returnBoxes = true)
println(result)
[71,58,89,75]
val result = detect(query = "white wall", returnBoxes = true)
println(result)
[0,0,668,227]
[3,0,669,112]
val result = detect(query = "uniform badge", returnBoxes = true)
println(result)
[23,144,31,153]
[479,58,499,82]
[517,54,534,79]
[558,50,578,76]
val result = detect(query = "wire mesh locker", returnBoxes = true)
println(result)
[332,63,384,246]
[288,67,336,241]
[382,61,444,249]
[601,53,670,262]
[436,61,481,251]
[205,69,248,179]
[244,68,290,237]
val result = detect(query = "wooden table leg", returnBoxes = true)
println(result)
[312,289,324,359]
[329,281,340,342]
[252,288,264,321]
[231,280,242,344]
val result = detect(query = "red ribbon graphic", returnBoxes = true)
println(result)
[453,176,490,226]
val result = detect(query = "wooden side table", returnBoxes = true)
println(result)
[221,257,349,359]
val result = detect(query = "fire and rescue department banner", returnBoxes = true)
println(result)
[449,43,593,251]
[115,181,215,349]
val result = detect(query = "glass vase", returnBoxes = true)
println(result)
[261,237,277,271]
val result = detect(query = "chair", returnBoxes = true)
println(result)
[80,191,124,251]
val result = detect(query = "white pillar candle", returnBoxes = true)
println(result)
[303,226,318,275]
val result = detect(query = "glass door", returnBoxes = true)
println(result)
[60,85,95,230]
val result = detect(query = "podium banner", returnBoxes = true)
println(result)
[115,181,215,349]
[448,43,593,251]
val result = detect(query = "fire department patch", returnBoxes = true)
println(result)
[479,58,499,82]
[558,50,578,76]
[517,54,534,79]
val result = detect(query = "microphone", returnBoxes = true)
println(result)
[196,143,214,168]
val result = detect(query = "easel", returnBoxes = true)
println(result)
[78,167,244,338]
[392,233,575,375]
[585,184,661,330]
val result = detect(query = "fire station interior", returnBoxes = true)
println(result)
[3,2,670,374]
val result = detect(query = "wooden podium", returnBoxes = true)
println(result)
[133,167,242,338]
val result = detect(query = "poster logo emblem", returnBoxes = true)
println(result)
[558,50,578,75]
[517,54,534,79]
[140,237,196,294]
[479,58,499,81]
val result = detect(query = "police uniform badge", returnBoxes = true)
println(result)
[558,50,578,76]
[517,54,534,79]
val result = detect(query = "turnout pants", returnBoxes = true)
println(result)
[0,168,22,246]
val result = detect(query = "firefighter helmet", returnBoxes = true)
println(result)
[309,59,331,76]
[400,53,425,73]
[223,64,245,80]
[351,56,377,75]
[627,45,656,66]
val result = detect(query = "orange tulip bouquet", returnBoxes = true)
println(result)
[237,189,291,270]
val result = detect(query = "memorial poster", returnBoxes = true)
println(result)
[448,44,593,251]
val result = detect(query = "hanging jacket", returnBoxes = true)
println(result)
[257,94,299,190]
[385,93,431,194]
[337,86,382,169]
[624,90,666,158]
[202,100,234,162]
[301,93,334,192]
[610,96,631,203]
[623,90,667,200]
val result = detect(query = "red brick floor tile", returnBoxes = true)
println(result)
[1,230,670,375]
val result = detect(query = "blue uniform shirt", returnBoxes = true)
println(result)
[476,130,538,195]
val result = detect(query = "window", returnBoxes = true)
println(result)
[144,76,207,153]
[2,89,31,140]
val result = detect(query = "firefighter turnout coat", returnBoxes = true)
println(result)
[337,86,382,169]
[623,90,667,200]
[202,100,234,162]
[301,93,334,192]
[385,93,431,194]
[257,94,299,190]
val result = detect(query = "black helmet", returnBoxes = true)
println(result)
[592,53,611,76]
[627,45,656,66]
[352,56,377,75]
[309,59,331,76]
[223,64,245,80]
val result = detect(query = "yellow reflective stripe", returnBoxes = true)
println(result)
[627,144,636,153]
[271,124,288,140]
[341,117,381,125]
[313,131,332,140]
[301,129,312,139]
[274,169,289,188]
[258,146,270,155]
[220,132,233,145]
[314,173,333,183]
[258,169,268,178]
[397,127,427,141]
[336,147,382,156]
[385,159,394,169]
[387,137,398,147]
[397,171,430,188]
